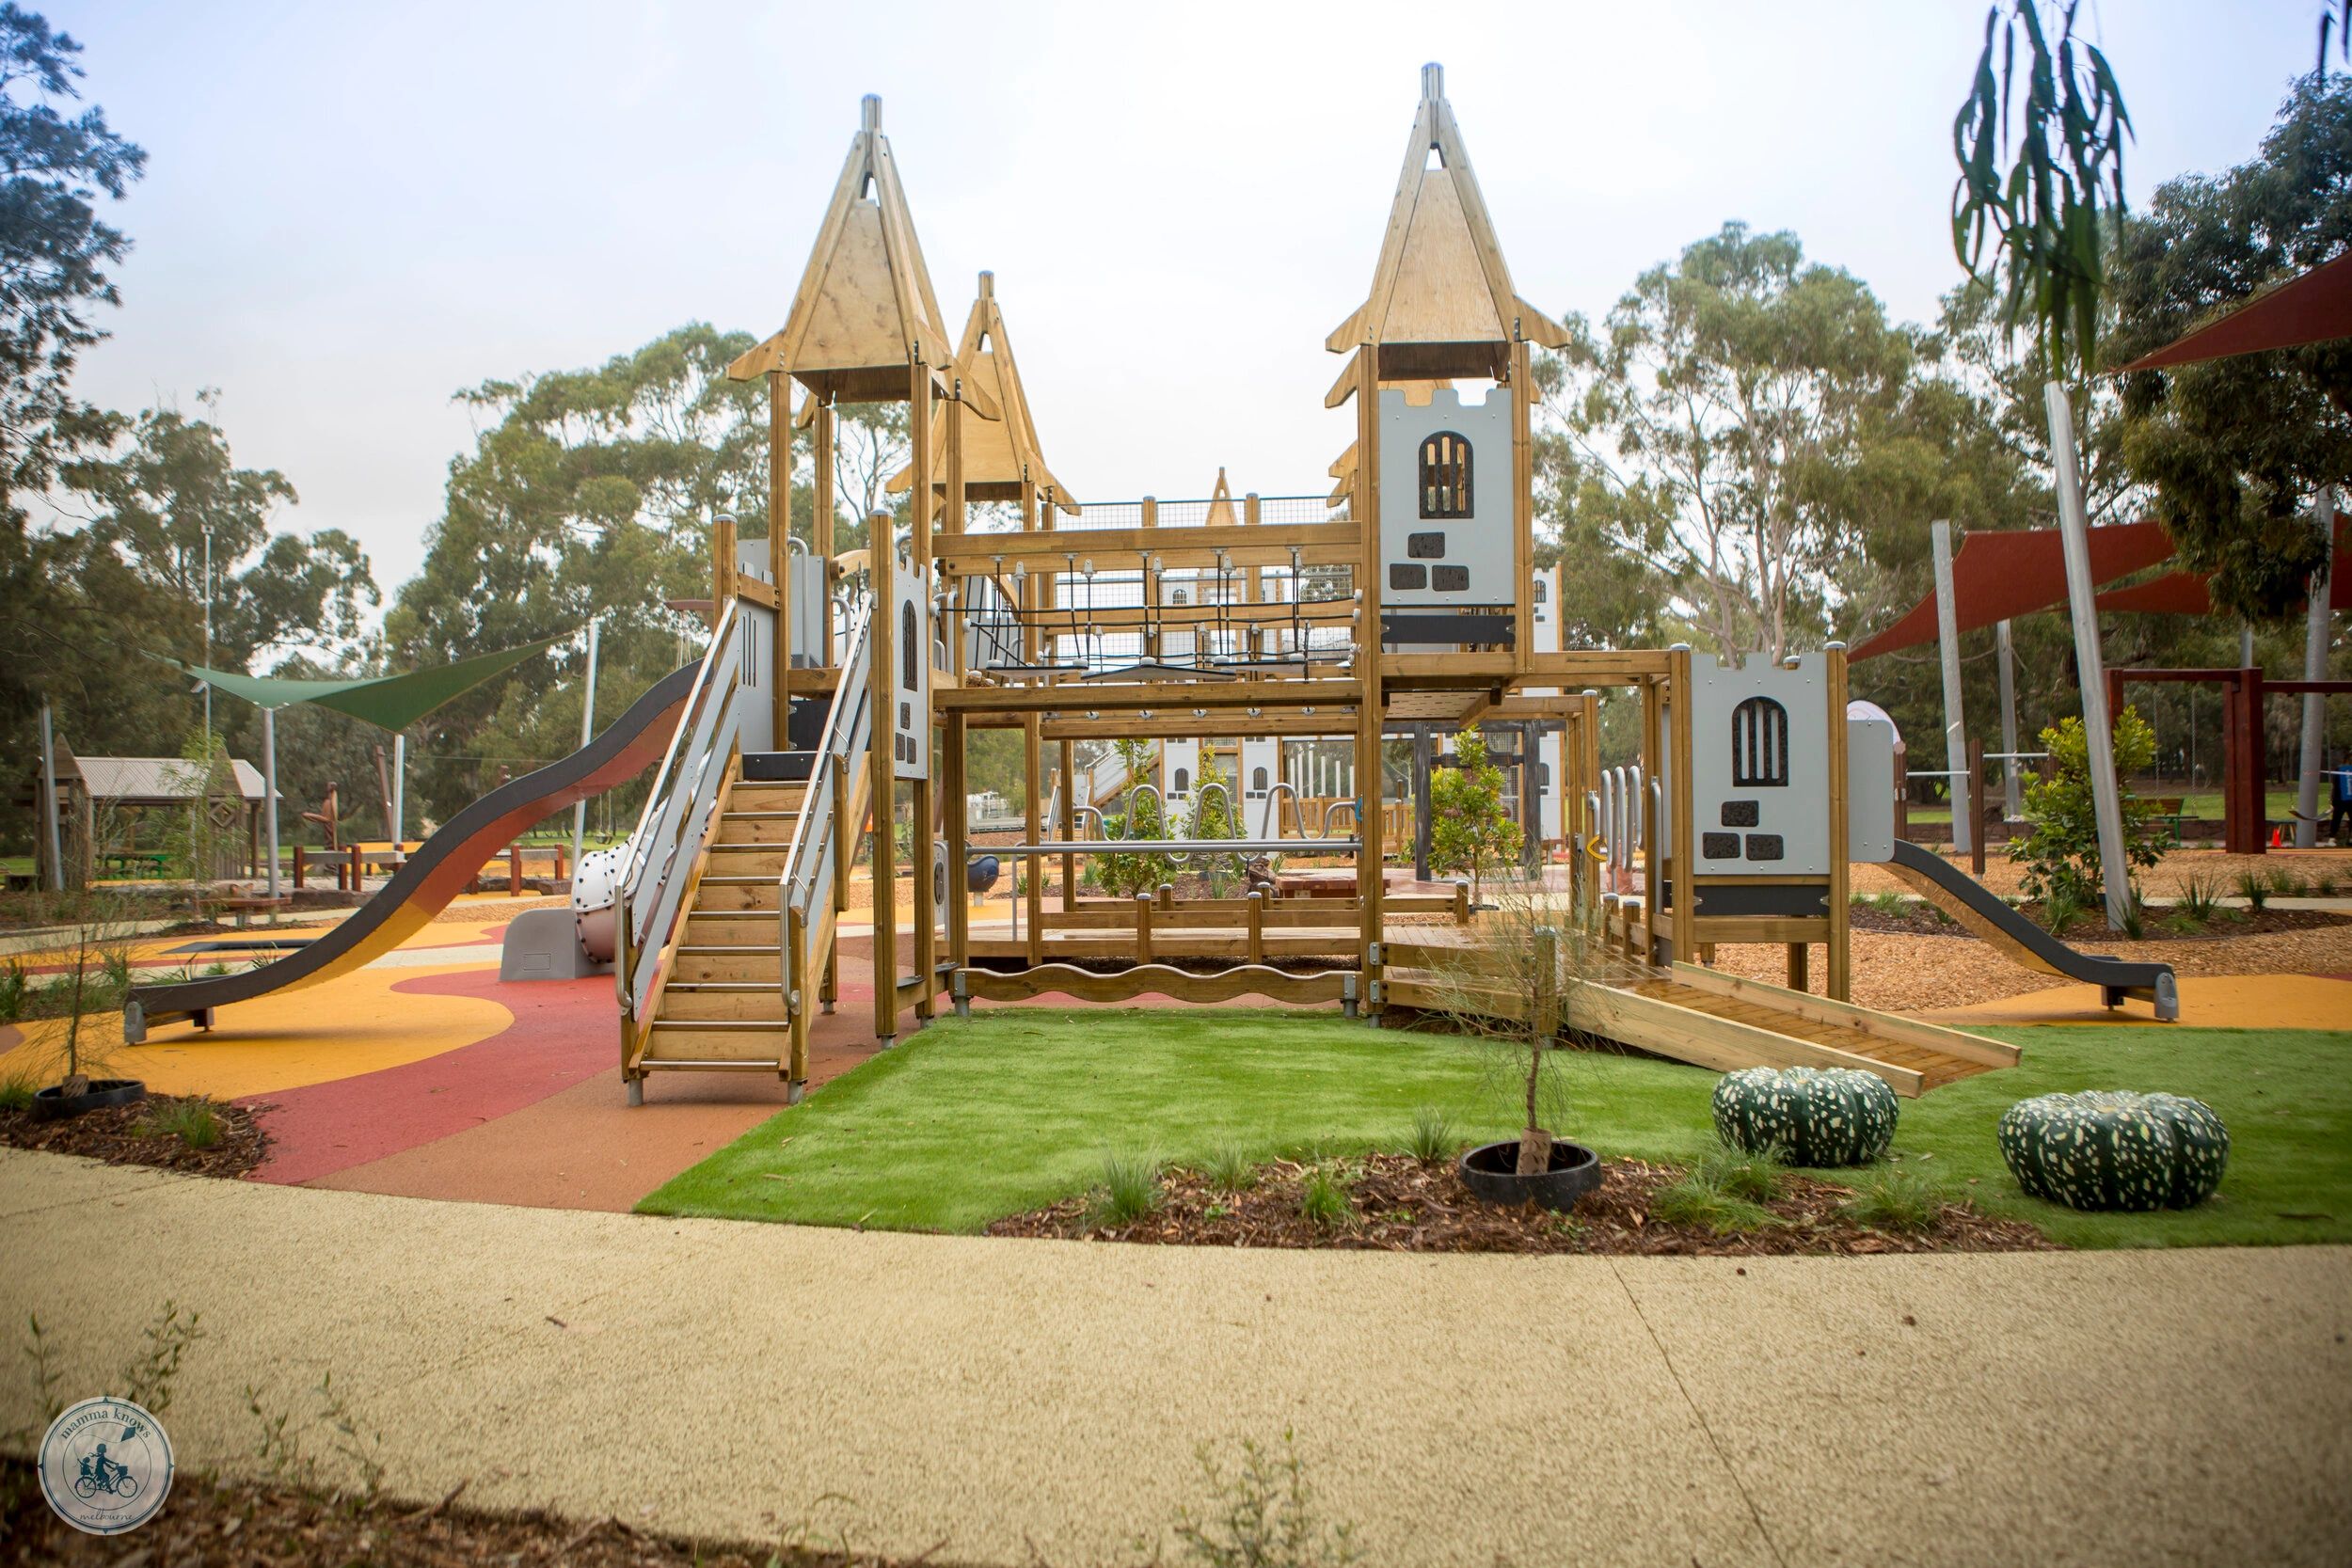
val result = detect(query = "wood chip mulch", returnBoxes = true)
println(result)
[0,1092,266,1179]
[986,1151,2054,1257]
[0,1462,880,1568]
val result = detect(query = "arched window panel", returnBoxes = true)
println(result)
[1417,431,1473,520]
[1730,696,1790,788]
[1172,767,1191,793]
[899,601,919,691]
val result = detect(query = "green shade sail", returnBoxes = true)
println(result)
[157,637,562,732]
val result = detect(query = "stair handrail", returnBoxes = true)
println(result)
[617,600,750,1022]
[776,591,875,940]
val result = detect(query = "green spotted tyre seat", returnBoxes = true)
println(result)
[1710,1066,1899,1168]
[1997,1091,2229,1212]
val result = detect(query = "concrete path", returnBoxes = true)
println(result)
[3,1152,2345,1566]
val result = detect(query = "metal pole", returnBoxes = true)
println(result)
[39,703,64,892]
[200,527,213,741]
[2241,623,2256,669]
[1995,618,2023,819]
[570,620,601,873]
[2045,382,2131,929]
[1412,724,1432,880]
[391,733,405,847]
[2295,487,2334,848]
[1931,519,1972,855]
[262,705,281,901]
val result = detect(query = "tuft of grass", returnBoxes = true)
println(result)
[101,949,132,995]
[1167,1432,1359,1568]
[1405,1106,1455,1164]
[2314,872,2341,897]
[1093,1148,1163,1226]
[2235,869,2270,912]
[2176,873,2221,923]
[0,1069,34,1113]
[143,1097,222,1150]
[1841,1168,1942,1234]
[1200,1141,1259,1196]
[2120,900,2146,941]
[1298,1167,1352,1228]
[2042,886,2083,935]
[1651,1166,1774,1234]
[0,960,25,1024]
[1698,1146,1788,1204]
[2269,868,2307,898]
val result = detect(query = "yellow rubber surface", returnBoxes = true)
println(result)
[1931,973,2352,1029]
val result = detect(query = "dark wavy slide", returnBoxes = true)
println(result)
[125,663,697,1042]
[1883,838,2179,1021]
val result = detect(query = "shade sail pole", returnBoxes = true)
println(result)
[570,620,600,877]
[40,704,64,893]
[262,705,281,902]
[2296,488,2335,848]
[392,734,405,849]
[1932,520,1972,855]
[2045,382,2131,929]
[1996,619,2023,818]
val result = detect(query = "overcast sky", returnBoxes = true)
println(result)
[49,1,2318,627]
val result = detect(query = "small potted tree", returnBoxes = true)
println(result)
[30,882,146,1119]
[1422,872,1601,1211]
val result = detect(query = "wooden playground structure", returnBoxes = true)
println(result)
[604,67,2041,1106]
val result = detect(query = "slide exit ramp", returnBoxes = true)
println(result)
[1884,839,2179,1021]
[125,658,700,1041]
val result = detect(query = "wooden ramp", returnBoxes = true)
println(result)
[1383,957,2016,1098]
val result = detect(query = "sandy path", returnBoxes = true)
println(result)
[2,1152,2344,1567]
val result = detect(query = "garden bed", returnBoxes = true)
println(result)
[986,1150,2054,1257]
[0,1461,814,1568]
[0,1091,266,1179]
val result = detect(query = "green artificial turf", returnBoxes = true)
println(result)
[637,1008,2352,1248]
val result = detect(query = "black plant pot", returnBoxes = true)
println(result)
[30,1079,146,1121]
[1459,1138,1602,1212]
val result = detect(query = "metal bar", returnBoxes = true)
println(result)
[977,839,1359,856]
[1931,519,1972,856]
[2296,485,2335,847]
[570,620,599,877]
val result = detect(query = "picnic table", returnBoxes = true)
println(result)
[99,850,170,879]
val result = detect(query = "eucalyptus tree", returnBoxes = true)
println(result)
[1540,223,1915,662]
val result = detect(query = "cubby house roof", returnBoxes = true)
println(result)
[1327,64,1569,384]
[727,96,969,404]
[886,273,1079,513]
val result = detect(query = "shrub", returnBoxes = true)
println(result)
[1650,1167,1773,1234]
[0,1070,34,1113]
[2175,873,2221,923]
[1094,1148,1164,1226]
[2042,884,2083,935]
[1841,1168,1940,1233]
[1697,1147,1787,1204]
[2009,708,2164,909]
[1201,1142,1258,1195]
[1405,1106,1455,1164]
[2235,869,2269,912]
[0,960,24,1024]
[1427,729,1521,903]
[1298,1168,1351,1228]
[144,1098,221,1149]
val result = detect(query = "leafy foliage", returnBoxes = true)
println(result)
[1426,729,1518,899]
[1092,739,1178,898]
[1162,1433,1359,1568]
[0,4,145,503]
[2109,75,2352,620]
[2009,706,2164,907]
[1542,224,1918,659]
[1951,1,2132,381]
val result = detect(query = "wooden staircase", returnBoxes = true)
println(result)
[632,776,805,1084]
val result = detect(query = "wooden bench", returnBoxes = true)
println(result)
[205,895,290,929]
[2149,797,2188,845]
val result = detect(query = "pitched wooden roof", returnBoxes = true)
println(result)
[728,96,960,402]
[1327,65,1568,382]
[886,272,1078,512]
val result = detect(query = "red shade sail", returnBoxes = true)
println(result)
[1850,521,2176,661]
[2116,250,2352,372]
[2095,571,2213,615]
